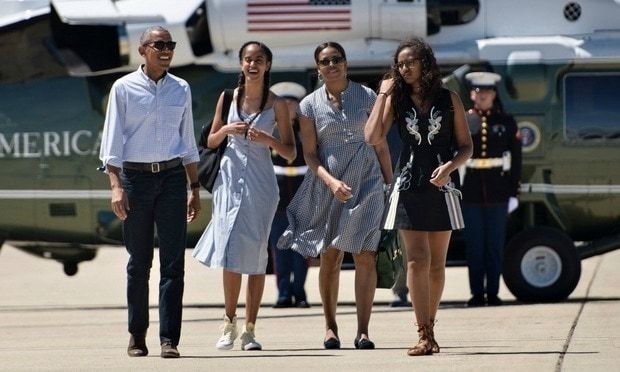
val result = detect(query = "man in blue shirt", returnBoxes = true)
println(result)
[99,26,200,358]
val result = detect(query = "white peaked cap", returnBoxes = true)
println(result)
[271,81,307,101]
[465,72,502,88]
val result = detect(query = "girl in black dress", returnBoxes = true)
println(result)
[365,37,472,356]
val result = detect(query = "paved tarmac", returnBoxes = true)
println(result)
[0,242,618,372]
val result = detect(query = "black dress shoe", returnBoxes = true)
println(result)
[486,295,503,306]
[354,337,375,350]
[160,342,180,358]
[323,337,341,349]
[272,298,294,308]
[467,295,485,307]
[127,334,148,357]
[295,300,311,308]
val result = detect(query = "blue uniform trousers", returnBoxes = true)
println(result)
[269,211,308,303]
[462,204,507,297]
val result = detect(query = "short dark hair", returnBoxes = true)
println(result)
[313,41,347,64]
[139,26,169,45]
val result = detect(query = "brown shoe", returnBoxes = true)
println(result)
[160,342,180,358]
[127,334,148,357]
[429,319,440,353]
[407,324,433,356]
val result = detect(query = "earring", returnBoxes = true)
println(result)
[317,72,323,81]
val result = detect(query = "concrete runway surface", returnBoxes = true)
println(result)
[1,242,618,371]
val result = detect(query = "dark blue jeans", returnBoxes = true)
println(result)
[269,211,308,303]
[462,204,507,297]
[121,165,187,346]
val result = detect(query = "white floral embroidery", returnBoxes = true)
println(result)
[405,108,421,145]
[427,106,442,145]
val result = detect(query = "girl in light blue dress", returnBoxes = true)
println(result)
[193,41,295,351]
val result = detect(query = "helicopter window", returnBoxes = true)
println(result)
[426,0,480,26]
[0,17,67,84]
[564,73,620,141]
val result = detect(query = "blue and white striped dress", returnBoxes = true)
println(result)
[278,81,384,257]
[193,99,279,274]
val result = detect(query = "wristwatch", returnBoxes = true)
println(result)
[190,182,200,190]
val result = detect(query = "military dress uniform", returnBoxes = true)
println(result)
[462,106,522,305]
[268,82,310,308]
[269,117,310,308]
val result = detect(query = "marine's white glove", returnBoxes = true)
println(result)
[508,197,519,214]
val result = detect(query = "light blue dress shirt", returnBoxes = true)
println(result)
[99,66,199,169]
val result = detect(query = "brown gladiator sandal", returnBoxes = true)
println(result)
[407,324,433,356]
[429,319,440,353]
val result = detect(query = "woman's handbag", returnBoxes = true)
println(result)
[376,229,404,289]
[197,89,233,192]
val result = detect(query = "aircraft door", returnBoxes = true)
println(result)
[555,71,620,240]
[25,76,104,242]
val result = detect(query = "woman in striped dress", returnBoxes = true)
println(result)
[193,41,296,351]
[278,42,393,349]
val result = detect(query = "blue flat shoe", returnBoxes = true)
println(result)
[323,337,341,349]
[354,337,375,350]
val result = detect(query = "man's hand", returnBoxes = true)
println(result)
[187,189,201,222]
[111,186,129,220]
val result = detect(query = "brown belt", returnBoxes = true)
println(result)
[122,158,182,173]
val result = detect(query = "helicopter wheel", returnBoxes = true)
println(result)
[503,227,581,302]
[63,262,79,276]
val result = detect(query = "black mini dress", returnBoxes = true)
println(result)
[392,88,462,231]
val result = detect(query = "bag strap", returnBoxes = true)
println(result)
[235,89,267,126]
[221,88,234,124]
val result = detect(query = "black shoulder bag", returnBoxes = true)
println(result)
[197,89,234,192]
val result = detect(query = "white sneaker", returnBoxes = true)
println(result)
[215,315,238,350]
[240,323,262,351]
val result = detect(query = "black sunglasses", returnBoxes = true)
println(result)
[318,56,345,67]
[396,59,418,70]
[144,40,177,51]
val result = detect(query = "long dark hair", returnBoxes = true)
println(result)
[387,37,441,124]
[237,41,272,112]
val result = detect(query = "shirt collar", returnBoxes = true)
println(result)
[138,65,168,85]
[321,79,351,100]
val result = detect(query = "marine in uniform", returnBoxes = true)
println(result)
[268,82,310,308]
[461,72,522,307]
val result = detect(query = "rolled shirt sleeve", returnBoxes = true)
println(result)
[180,85,199,165]
[99,81,126,170]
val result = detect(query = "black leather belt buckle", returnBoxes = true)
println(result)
[123,158,180,173]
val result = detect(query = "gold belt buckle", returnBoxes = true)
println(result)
[151,162,161,173]
[478,159,491,168]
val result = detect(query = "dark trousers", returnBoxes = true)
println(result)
[121,165,187,346]
[269,211,308,303]
[462,204,507,297]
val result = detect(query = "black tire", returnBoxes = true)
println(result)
[503,227,581,302]
[63,262,79,276]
